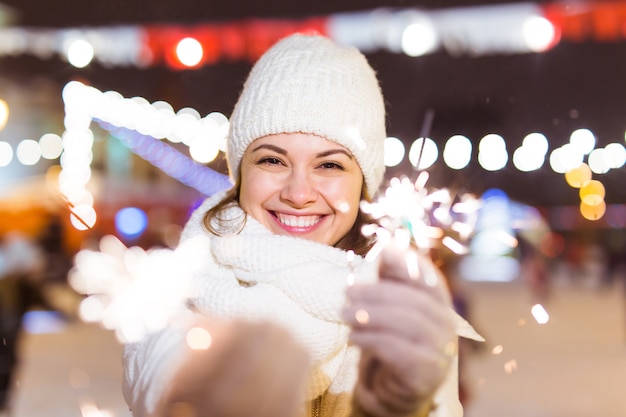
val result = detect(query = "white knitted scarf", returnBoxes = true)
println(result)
[180,191,378,401]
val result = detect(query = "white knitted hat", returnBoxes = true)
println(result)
[227,33,387,195]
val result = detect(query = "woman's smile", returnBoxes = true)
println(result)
[238,133,363,246]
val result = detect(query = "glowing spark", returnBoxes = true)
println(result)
[69,234,212,343]
[405,250,420,280]
[441,236,468,255]
[360,174,480,257]
[491,345,504,355]
[531,303,550,324]
[504,359,518,374]
[355,309,370,324]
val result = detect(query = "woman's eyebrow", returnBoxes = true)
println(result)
[250,144,287,155]
[317,149,354,159]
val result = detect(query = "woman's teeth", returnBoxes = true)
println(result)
[277,214,321,227]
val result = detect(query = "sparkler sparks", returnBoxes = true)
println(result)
[69,234,211,343]
[360,171,481,262]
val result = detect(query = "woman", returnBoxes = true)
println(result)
[123,33,482,417]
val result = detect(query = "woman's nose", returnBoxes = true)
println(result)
[280,170,318,207]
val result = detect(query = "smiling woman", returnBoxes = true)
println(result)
[122,33,482,417]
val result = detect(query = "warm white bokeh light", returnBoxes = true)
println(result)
[70,204,97,230]
[0,98,9,130]
[67,39,94,68]
[408,137,438,169]
[603,142,626,169]
[478,134,508,171]
[522,132,549,156]
[401,20,438,57]
[443,135,472,169]
[553,143,584,172]
[16,139,41,165]
[39,133,64,159]
[522,16,556,52]
[189,137,220,164]
[0,141,12,166]
[384,136,405,167]
[176,37,204,67]
[569,128,596,155]
[588,148,610,174]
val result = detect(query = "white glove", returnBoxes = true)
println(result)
[342,241,457,417]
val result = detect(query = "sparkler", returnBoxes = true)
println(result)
[359,172,481,286]
[69,234,211,343]
[359,109,481,266]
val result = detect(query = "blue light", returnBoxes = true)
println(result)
[115,206,148,239]
[22,310,67,334]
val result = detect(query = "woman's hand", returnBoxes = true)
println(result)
[156,319,310,417]
[342,241,457,417]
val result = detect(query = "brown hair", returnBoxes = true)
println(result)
[202,180,375,256]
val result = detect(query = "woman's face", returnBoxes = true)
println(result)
[239,133,364,246]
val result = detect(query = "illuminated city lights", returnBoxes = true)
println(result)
[383,136,405,167]
[408,137,438,169]
[66,39,94,68]
[0,141,12,166]
[522,15,556,52]
[443,135,472,170]
[478,134,508,171]
[564,163,591,188]
[16,139,41,166]
[176,37,204,67]
[401,18,438,57]
[579,180,605,205]
[0,98,8,130]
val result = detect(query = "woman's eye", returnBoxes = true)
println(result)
[319,161,344,170]
[258,157,283,165]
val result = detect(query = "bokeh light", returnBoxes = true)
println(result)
[67,39,94,68]
[580,199,606,221]
[564,163,591,188]
[16,139,41,165]
[401,19,438,57]
[408,137,438,169]
[0,141,12,166]
[176,37,204,67]
[478,134,508,171]
[522,16,556,52]
[384,136,405,167]
[115,207,148,239]
[579,179,605,205]
[0,98,9,130]
[443,135,472,169]
[39,133,64,159]
[569,128,595,155]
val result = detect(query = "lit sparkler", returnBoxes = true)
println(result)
[69,234,211,343]
[360,171,481,262]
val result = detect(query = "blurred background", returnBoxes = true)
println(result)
[0,0,625,416]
